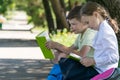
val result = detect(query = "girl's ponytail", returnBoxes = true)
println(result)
[106,17,119,33]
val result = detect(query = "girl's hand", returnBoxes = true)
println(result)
[80,57,95,67]
[46,41,56,49]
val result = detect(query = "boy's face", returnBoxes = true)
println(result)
[68,18,88,34]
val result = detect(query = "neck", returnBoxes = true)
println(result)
[97,16,104,30]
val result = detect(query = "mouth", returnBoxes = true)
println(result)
[71,29,76,32]
[89,27,93,29]
[90,27,96,30]
[70,29,74,32]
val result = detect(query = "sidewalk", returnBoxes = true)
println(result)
[0,11,53,80]
[0,59,53,80]
[0,30,45,59]
[0,30,53,80]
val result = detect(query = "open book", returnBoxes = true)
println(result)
[36,31,81,61]
[68,53,81,61]
[36,31,54,59]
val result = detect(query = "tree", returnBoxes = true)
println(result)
[0,0,13,15]
[50,0,69,32]
[42,0,56,34]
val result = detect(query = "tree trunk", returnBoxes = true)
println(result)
[60,0,66,13]
[42,0,56,34]
[68,0,72,10]
[86,0,120,53]
[50,0,69,31]
[57,0,66,31]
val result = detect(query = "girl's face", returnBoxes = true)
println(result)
[69,18,88,34]
[81,14,100,30]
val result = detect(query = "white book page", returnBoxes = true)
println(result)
[69,53,82,60]
[38,31,51,41]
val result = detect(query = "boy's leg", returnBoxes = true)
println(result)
[47,51,67,80]
[51,50,67,64]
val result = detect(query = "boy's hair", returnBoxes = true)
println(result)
[67,6,82,21]
[81,1,119,33]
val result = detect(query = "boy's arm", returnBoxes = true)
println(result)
[46,41,75,54]
[55,42,92,57]
[46,41,91,57]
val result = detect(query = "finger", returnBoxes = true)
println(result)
[80,59,84,65]
[45,44,50,49]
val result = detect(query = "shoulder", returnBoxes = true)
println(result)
[84,28,97,38]
[100,20,115,36]
[86,28,97,34]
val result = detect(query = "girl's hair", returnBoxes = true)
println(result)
[80,1,119,33]
[67,6,82,21]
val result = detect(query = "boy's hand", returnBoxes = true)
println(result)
[46,41,56,49]
[80,57,95,67]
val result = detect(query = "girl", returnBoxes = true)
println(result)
[80,1,119,75]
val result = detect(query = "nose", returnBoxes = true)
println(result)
[70,26,72,28]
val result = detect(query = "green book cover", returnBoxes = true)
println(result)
[68,53,81,61]
[36,31,54,59]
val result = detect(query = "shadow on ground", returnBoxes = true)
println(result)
[0,59,53,80]
[0,39,38,47]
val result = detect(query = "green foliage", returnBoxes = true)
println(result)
[0,0,13,15]
[70,0,86,4]
[119,61,120,67]
[12,0,46,27]
[31,26,48,33]
[25,0,45,27]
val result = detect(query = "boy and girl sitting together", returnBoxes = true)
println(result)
[46,1,120,80]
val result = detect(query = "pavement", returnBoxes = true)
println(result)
[0,59,53,80]
[0,30,44,59]
[0,11,53,80]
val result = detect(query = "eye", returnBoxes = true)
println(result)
[82,21,89,25]
[85,21,89,24]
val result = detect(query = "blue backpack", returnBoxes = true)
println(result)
[47,64,63,80]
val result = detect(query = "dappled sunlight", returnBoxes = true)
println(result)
[0,59,53,80]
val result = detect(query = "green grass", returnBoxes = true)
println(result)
[51,31,77,47]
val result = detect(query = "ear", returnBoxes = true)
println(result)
[93,11,98,18]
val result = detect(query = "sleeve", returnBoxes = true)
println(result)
[73,35,79,49]
[83,29,97,46]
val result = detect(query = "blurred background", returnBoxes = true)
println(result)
[0,0,120,80]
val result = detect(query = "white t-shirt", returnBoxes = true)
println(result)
[93,20,119,73]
